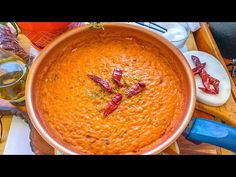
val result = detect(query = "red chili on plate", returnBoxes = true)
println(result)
[199,69,211,90]
[191,55,220,95]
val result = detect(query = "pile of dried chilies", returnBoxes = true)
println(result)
[88,68,145,117]
[191,55,220,95]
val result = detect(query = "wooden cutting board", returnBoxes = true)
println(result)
[193,23,236,127]
[1,22,235,155]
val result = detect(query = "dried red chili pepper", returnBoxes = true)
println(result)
[127,82,146,98]
[191,55,202,66]
[112,68,123,87]
[198,87,218,95]
[198,72,220,94]
[199,70,211,90]
[87,74,112,93]
[209,76,220,94]
[192,62,206,75]
[191,55,207,75]
[209,76,220,87]
[192,55,220,94]
[103,93,122,117]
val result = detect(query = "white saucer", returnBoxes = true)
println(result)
[184,51,231,106]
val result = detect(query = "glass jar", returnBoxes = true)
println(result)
[0,49,28,105]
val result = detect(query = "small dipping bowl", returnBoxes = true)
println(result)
[150,22,190,49]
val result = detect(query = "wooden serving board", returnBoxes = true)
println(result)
[1,22,235,155]
[193,23,236,127]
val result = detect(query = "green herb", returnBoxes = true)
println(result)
[113,87,119,93]
[88,22,105,30]
[90,91,100,99]
[101,88,106,93]
[99,89,106,95]
[100,88,109,97]
[133,75,141,81]
[123,79,129,89]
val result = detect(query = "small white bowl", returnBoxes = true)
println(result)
[154,22,190,49]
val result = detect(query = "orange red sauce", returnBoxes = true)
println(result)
[36,35,184,154]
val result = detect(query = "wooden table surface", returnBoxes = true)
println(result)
[0,24,235,155]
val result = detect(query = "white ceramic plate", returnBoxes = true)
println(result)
[184,51,231,106]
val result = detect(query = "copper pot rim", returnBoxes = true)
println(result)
[25,22,196,155]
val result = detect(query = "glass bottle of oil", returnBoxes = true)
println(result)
[0,49,28,105]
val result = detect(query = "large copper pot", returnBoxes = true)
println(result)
[25,23,196,154]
